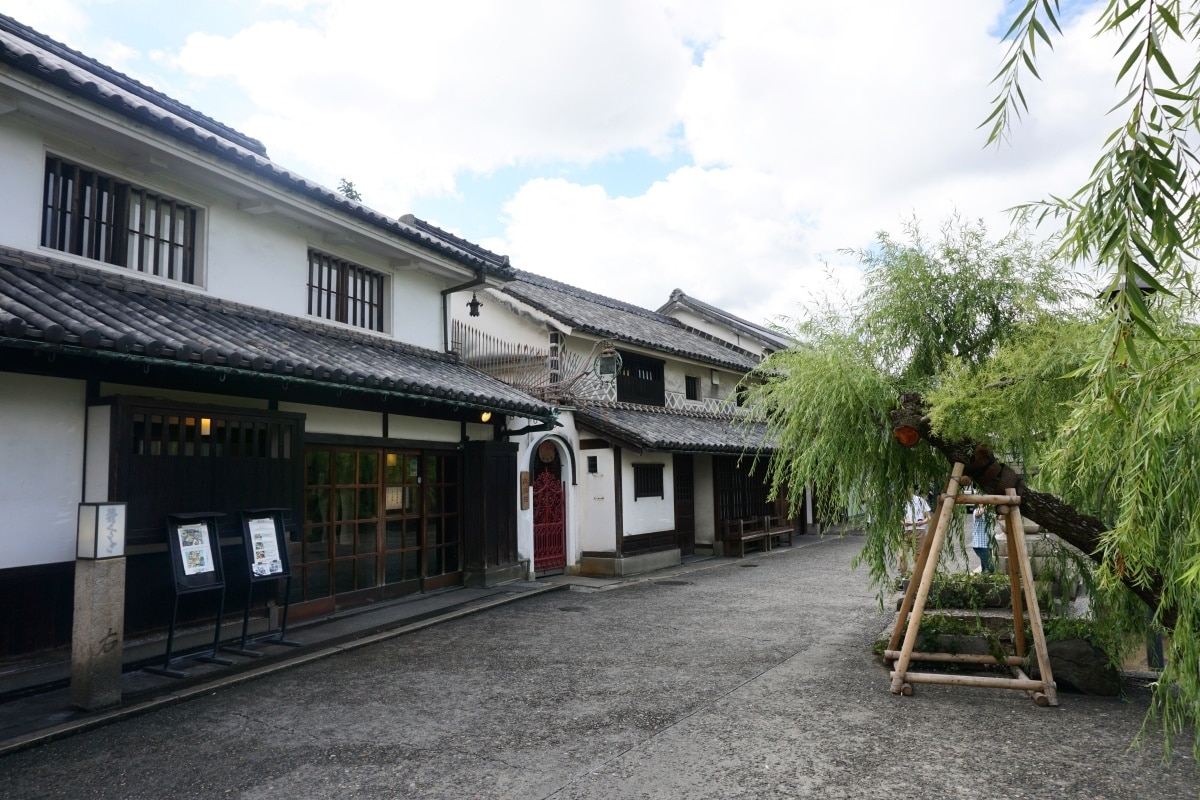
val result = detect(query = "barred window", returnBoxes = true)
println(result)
[617,351,665,406]
[307,249,385,332]
[633,463,664,500]
[41,156,197,284]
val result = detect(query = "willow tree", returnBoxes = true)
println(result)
[751,0,1200,758]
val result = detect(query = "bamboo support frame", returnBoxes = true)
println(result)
[885,463,1058,707]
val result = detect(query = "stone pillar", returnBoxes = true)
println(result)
[70,557,126,710]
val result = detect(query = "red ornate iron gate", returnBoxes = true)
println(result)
[533,468,566,572]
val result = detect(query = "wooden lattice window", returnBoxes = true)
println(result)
[307,249,385,331]
[633,463,665,500]
[617,351,665,406]
[41,155,198,284]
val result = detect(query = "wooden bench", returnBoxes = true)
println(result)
[722,517,771,557]
[763,515,795,549]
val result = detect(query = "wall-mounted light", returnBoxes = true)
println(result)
[466,292,483,317]
[480,410,493,423]
[594,346,621,379]
[77,502,127,559]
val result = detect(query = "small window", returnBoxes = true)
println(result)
[587,456,598,474]
[633,463,664,500]
[685,375,700,401]
[42,155,198,284]
[307,249,385,331]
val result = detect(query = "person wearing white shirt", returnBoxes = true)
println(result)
[899,487,931,576]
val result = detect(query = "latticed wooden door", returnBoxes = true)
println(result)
[533,468,566,572]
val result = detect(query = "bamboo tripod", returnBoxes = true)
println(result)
[885,462,1058,706]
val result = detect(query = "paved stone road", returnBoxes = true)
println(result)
[1,535,1196,799]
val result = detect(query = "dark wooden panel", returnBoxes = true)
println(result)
[0,562,74,658]
[463,440,519,570]
[109,398,303,637]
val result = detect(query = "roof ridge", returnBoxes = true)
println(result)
[604,401,742,421]
[512,269,684,325]
[660,288,791,348]
[399,215,511,268]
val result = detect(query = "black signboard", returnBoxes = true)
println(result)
[148,512,232,678]
[165,512,226,593]
[241,509,291,582]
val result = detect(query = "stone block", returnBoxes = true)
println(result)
[70,557,126,710]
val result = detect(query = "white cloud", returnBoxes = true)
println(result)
[171,0,695,205]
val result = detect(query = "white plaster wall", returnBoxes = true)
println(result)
[669,308,764,354]
[204,205,308,315]
[84,404,111,503]
[281,403,381,437]
[397,269,447,352]
[671,309,725,341]
[451,290,555,349]
[0,119,46,252]
[622,453,674,536]
[388,414,462,443]
[693,455,716,546]
[0,373,86,568]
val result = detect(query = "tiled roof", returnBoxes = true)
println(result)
[0,14,514,278]
[0,247,555,421]
[500,272,762,372]
[658,288,793,352]
[574,403,772,455]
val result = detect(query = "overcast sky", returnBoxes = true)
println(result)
[6,0,1121,326]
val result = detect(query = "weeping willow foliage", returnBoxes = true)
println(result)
[1036,308,1200,756]
[746,212,1200,757]
[925,317,1102,465]
[743,313,944,588]
[745,216,1072,588]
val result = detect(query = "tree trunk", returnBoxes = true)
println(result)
[889,392,1164,615]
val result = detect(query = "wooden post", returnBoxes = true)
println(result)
[1003,503,1027,658]
[890,463,965,694]
[1006,488,1058,706]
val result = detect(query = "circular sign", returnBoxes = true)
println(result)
[538,441,557,463]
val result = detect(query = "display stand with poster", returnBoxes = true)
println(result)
[145,512,235,678]
[221,508,300,657]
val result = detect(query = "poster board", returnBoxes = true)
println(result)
[165,512,226,593]
[241,508,291,582]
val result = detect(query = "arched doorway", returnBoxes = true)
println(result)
[532,439,566,574]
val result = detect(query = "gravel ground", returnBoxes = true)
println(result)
[0,534,1195,799]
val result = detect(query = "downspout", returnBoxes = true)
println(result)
[440,269,487,355]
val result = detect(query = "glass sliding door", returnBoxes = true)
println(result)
[300,445,462,608]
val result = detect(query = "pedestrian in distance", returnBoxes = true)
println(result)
[971,503,995,574]
[899,486,931,577]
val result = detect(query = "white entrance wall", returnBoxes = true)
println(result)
[0,373,86,568]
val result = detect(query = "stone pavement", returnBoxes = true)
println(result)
[1,534,1197,799]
